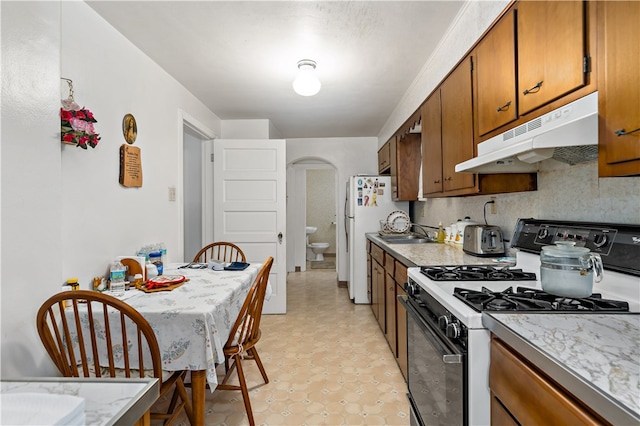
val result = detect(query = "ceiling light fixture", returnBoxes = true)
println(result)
[293,59,321,96]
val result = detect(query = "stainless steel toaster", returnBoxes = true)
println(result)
[463,225,505,257]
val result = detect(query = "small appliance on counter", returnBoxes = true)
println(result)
[463,224,505,257]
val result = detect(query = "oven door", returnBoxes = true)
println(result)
[400,295,466,426]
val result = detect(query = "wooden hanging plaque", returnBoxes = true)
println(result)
[119,144,143,187]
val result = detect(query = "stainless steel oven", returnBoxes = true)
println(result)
[400,283,466,426]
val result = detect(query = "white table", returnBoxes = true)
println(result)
[1,377,158,425]
[77,262,262,425]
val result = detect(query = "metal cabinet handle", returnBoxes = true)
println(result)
[496,101,512,112]
[615,127,640,136]
[523,81,543,95]
[444,176,453,181]
[434,179,441,184]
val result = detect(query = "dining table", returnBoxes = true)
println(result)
[92,261,263,425]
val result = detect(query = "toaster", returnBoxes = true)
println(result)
[463,225,505,257]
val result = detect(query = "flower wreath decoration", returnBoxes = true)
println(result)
[60,78,100,149]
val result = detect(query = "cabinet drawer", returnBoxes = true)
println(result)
[490,337,608,425]
[384,252,395,275]
[370,243,385,265]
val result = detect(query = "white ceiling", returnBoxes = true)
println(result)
[87,1,466,139]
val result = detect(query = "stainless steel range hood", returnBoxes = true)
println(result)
[456,92,598,173]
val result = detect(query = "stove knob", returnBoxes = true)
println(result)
[593,233,608,248]
[438,315,450,330]
[405,281,419,297]
[446,322,461,339]
[537,228,549,239]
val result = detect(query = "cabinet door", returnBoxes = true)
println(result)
[597,0,640,176]
[517,0,587,115]
[393,133,421,201]
[475,10,518,136]
[395,263,408,381]
[385,270,396,355]
[421,91,443,195]
[441,58,475,192]
[378,141,391,174]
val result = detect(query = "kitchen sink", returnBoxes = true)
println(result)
[378,234,434,244]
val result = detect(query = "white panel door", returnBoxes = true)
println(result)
[213,139,286,314]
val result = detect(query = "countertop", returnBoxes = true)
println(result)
[1,377,159,425]
[483,313,640,425]
[366,232,512,267]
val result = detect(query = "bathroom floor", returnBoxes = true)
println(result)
[152,266,409,425]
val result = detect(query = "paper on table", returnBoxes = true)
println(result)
[1,392,85,425]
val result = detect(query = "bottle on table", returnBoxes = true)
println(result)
[109,260,126,296]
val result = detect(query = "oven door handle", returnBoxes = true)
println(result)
[400,296,464,364]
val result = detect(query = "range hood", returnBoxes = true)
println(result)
[456,91,598,173]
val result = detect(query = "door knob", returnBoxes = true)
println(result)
[278,232,283,243]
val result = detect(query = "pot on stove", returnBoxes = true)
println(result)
[540,242,603,298]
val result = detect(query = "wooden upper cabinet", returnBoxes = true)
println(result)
[390,132,421,201]
[475,10,518,136]
[597,0,640,176]
[440,57,475,192]
[517,0,587,115]
[421,91,443,195]
[378,141,391,174]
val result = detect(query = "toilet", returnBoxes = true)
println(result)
[310,242,330,261]
[306,226,330,261]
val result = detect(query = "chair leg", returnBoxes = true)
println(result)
[234,355,255,426]
[247,347,269,384]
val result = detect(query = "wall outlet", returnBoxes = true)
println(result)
[490,197,497,214]
[168,186,176,202]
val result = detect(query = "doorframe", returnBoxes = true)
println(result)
[177,109,216,262]
[288,158,338,273]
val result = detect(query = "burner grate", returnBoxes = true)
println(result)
[454,286,630,312]
[421,265,536,282]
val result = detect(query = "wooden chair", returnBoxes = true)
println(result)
[36,290,191,426]
[216,256,273,426]
[192,241,246,263]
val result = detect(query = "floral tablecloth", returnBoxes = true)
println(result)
[71,263,261,390]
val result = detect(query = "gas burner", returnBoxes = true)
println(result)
[453,286,630,312]
[421,265,537,282]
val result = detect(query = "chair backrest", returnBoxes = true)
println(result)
[193,242,246,263]
[225,257,274,350]
[36,290,162,379]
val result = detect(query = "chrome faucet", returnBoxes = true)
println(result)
[411,223,438,239]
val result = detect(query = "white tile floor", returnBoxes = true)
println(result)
[154,266,409,425]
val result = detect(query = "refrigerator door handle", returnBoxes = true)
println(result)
[344,180,350,252]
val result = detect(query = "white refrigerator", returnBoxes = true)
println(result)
[344,175,409,304]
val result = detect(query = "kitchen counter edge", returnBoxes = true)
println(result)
[483,313,640,425]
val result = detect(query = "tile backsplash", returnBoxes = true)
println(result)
[413,161,640,246]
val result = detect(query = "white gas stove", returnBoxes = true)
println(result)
[402,219,640,426]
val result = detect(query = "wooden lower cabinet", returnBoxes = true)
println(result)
[368,240,408,380]
[490,337,610,425]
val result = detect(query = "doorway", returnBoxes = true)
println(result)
[287,159,339,273]
[180,111,215,263]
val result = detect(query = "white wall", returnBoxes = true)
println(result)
[1,1,64,377]
[287,137,378,282]
[221,119,282,139]
[1,1,221,377]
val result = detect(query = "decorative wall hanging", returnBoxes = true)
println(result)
[122,113,137,144]
[119,144,143,187]
[60,78,100,149]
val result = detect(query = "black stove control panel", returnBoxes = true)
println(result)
[511,218,640,276]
